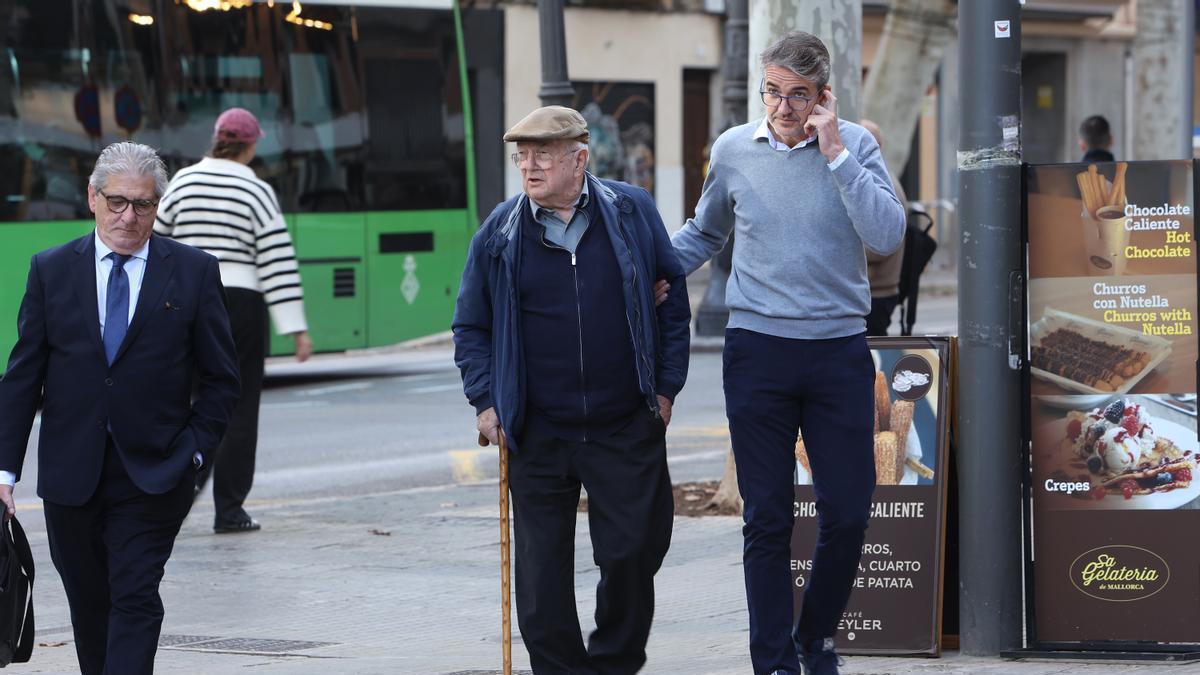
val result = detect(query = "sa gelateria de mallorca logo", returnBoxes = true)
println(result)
[1070,545,1170,602]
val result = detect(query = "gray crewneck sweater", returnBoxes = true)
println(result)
[671,119,906,339]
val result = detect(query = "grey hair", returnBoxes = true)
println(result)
[760,31,831,89]
[88,142,170,197]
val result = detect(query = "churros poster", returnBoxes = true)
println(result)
[791,337,951,655]
[1025,161,1200,644]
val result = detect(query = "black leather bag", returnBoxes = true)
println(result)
[0,516,34,667]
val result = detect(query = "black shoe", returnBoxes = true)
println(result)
[214,516,261,534]
[799,637,843,675]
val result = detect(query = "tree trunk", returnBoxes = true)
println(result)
[861,0,956,179]
[706,445,744,514]
[1132,0,1192,160]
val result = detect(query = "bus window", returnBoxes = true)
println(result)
[357,9,466,212]
[0,1,476,367]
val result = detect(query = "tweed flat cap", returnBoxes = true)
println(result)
[503,106,589,143]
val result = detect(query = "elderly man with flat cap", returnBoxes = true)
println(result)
[453,105,691,674]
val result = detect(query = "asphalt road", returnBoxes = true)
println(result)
[242,287,956,504]
[253,349,732,499]
[11,290,955,511]
[11,348,734,511]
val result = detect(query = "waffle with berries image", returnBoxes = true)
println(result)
[1060,399,1194,500]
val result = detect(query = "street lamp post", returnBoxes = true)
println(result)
[694,0,748,336]
[537,0,574,107]
[956,0,1024,656]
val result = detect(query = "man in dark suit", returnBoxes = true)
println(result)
[0,142,240,674]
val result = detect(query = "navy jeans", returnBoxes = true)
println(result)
[723,328,876,675]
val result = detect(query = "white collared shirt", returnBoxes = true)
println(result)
[95,232,150,336]
[753,117,850,169]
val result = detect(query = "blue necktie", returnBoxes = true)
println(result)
[103,253,130,365]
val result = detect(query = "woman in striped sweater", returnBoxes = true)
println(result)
[155,108,312,534]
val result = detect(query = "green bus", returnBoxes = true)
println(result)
[0,0,477,369]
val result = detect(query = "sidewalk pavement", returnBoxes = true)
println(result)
[14,477,1200,674]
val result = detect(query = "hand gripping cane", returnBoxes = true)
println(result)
[479,430,512,675]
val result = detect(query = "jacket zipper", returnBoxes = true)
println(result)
[571,252,589,439]
[541,232,590,439]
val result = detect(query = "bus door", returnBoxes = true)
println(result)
[270,212,369,355]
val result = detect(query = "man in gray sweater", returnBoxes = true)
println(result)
[671,32,905,675]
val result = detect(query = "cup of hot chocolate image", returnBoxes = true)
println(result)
[1081,205,1130,276]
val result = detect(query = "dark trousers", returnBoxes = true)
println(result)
[510,410,674,675]
[866,294,899,337]
[723,328,876,674]
[196,288,267,525]
[44,438,193,675]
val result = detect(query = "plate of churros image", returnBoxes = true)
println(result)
[795,371,936,486]
[1030,307,1171,397]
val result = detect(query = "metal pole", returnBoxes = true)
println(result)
[956,0,1023,655]
[451,1,478,226]
[720,0,749,133]
[537,0,573,107]
[694,0,747,336]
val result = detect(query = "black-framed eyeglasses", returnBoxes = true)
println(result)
[510,147,583,169]
[759,79,815,110]
[98,188,158,217]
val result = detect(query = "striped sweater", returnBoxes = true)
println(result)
[154,157,308,335]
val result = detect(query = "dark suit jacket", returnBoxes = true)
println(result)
[0,233,240,506]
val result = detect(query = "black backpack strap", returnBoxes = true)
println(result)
[7,518,34,663]
[902,292,918,336]
[898,212,936,337]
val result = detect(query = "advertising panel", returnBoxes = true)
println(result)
[791,337,952,654]
[1026,160,1200,644]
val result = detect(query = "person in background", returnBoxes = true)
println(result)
[0,142,239,674]
[1079,115,1115,162]
[670,32,905,675]
[453,105,691,674]
[860,119,907,337]
[155,107,311,534]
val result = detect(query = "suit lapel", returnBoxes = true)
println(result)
[113,235,175,365]
[71,235,106,362]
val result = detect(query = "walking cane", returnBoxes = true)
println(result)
[480,431,513,675]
